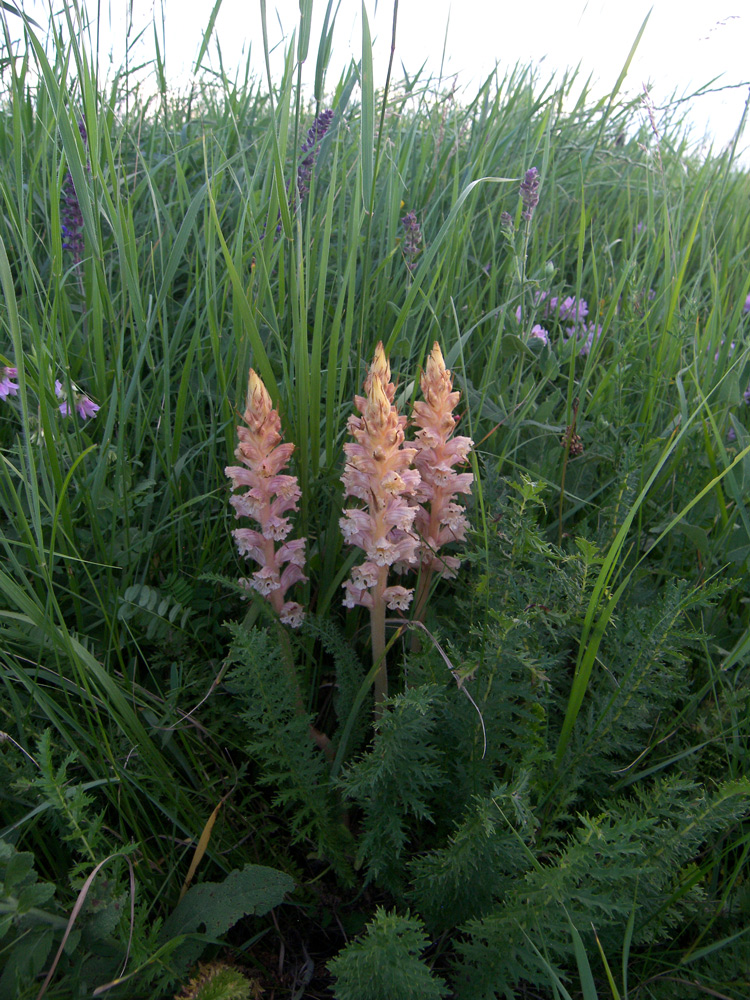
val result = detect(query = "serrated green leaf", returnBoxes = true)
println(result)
[4,851,34,892]
[16,882,55,913]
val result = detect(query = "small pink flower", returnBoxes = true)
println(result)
[226,369,307,626]
[383,586,413,611]
[76,395,100,420]
[529,324,549,345]
[0,366,18,400]
[280,602,305,628]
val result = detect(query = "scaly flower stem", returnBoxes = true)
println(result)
[339,343,421,716]
[410,343,474,647]
[371,566,389,713]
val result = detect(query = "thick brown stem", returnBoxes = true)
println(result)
[371,566,389,717]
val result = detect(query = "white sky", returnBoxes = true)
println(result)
[7,1,750,160]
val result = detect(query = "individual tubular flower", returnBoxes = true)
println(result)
[75,395,100,419]
[0,366,18,401]
[410,343,473,621]
[226,369,307,627]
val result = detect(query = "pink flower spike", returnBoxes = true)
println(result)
[340,343,421,610]
[340,342,422,710]
[225,368,307,626]
[410,343,474,621]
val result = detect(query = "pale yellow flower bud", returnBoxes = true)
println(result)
[364,370,392,429]
[364,341,391,397]
[244,368,273,427]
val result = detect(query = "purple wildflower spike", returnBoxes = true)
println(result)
[60,120,88,265]
[520,166,540,221]
[296,109,334,202]
[400,210,424,270]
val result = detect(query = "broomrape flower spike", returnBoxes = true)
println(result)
[340,343,421,709]
[411,343,473,623]
[225,369,307,627]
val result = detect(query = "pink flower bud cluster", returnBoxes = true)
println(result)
[412,343,474,580]
[226,370,307,628]
[339,342,473,613]
[340,343,421,611]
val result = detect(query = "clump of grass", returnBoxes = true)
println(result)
[0,1,749,998]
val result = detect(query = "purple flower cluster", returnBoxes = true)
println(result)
[400,210,424,270]
[0,366,18,400]
[520,166,540,221]
[714,340,736,362]
[265,109,334,237]
[55,380,99,420]
[60,120,88,265]
[1,365,99,420]
[296,109,334,202]
[744,293,750,313]
[515,290,601,355]
[574,321,603,356]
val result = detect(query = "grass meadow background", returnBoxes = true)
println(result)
[1,1,750,997]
